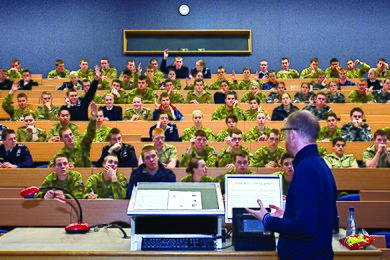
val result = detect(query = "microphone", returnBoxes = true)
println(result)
[20,186,90,234]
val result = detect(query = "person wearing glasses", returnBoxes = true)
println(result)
[318,112,341,141]
[252,129,285,168]
[324,137,359,168]
[125,145,176,199]
[217,128,253,168]
[363,129,390,168]
[341,107,372,142]
[302,92,332,120]
[246,111,338,259]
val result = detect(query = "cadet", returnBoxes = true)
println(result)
[126,145,176,199]
[373,78,390,103]
[363,129,390,168]
[152,92,184,121]
[208,66,235,90]
[318,112,341,141]
[36,154,84,199]
[185,79,212,104]
[326,80,346,103]
[16,112,46,142]
[35,91,59,120]
[181,110,215,142]
[120,69,134,90]
[277,57,299,79]
[302,92,333,120]
[346,59,370,79]
[214,151,254,194]
[190,59,211,79]
[160,49,189,78]
[258,59,269,79]
[149,58,165,81]
[77,59,94,82]
[245,111,272,142]
[293,82,316,103]
[180,157,214,183]
[234,67,254,90]
[100,57,118,80]
[0,68,13,90]
[300,57,324,79]
[261,70,278,90]
[49,103,97,168]
[310,71,328,90]
[0,129,33,168]
[244,97,269,121]
[2,82,34,121]
[100,94,123,121]
[7,58,23,80]
[324,137,359,168]
[212,91,244,121]
[85,154,128,199]
[162,79,184,104]
[47,59,70,79]
[266,81,286,103]
[338,68,356,87]
[128,75,156,104]
[149,111,180,142]
[87,109,111,142]
[101,80,128,104]
[348,79,375,103]
[273,153,295,197]
[179,130,217,167]
[18,69,39,90]
[57,71,82,90]
[324,58,340,78]
[252,129,285,168]
[144,65,161,90]
[95,128,138,168]
[213,79,237,104]
[123,96,152,121]
[215,114,239,142]
[46,107,80,142]
[341,107,372,142]
[218,128,252,168]
[373,58,390,78]
[240,81,266,103]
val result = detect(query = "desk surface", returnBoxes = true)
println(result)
[0,228,382,259]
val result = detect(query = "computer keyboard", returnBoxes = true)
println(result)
[141,237,216,250]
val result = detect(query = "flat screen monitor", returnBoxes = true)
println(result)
[225,174,283,223]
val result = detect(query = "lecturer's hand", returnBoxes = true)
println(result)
[245,199,269,221]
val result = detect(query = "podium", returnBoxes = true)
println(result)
[127,182,224,250]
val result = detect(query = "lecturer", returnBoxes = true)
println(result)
[247,111,338,259]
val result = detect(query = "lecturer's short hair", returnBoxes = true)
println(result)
[285,110,319,142]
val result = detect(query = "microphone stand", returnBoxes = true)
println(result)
[20,186,90,234]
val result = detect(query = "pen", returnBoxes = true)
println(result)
[90,188,94,194]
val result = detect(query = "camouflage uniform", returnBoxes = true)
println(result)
[348,90,375,103]
[101,68,117,80]
[318,126,341,141]
[325,68,339,78]
[310,81,328,90]
[216,129,231,142]
[7,69,22,80]
[214,168,255,194]
[128,88,156,104]
[293,92,316,103]
[16,126,46,142]
[346,62,370,79]
[324,153,359,168]
[121,80,134,90]
[252,146,285,167]
[318,146,329,157]
[183,83,209,90]
[266,92,283,103]
[373,68,390,78]
[101,90,129,104]
[300,68,324,79]
[46,122,80,142]
[363,145,390,168]
[373,89,390,103]
[35,105,60,120]
[185,91,212,104]
[236,79,252,90]
[245,126,272,142]
[168,90,184,104]
[36,170,84,199]
[156,144,177,166]
[180,175,214,182]
[146,77,161,90]
[155,70,165,82]
[77,69,94,82]
[326,92,346,103]
[87,125,111,142]
[48,69,70,79]
[179,145,218,167]
[124,107,152,121]
[211,105,245,121]
[341,122,372,142]
[84,171,128,199]
[2,94,34,121]
[208,79,237,90]
[302,104,333,120]
[240,91,267,103]
[49,119,96,167]
[384,127,390,139]
[217,146,253,167]
[181,126,215,142]
[277,69,299,79]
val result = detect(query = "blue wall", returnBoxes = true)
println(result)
[0,0,389,76]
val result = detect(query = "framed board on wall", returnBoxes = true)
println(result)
[123,29,252,55]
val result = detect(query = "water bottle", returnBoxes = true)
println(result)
[346,207,357,236]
